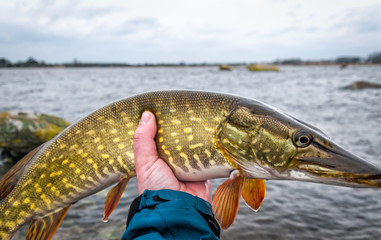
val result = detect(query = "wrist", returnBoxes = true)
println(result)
[126,189,220,238]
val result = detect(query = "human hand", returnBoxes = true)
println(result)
[133,111,212,203]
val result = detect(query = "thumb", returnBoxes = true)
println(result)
[133,111,158,177]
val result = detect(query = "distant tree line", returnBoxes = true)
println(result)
[368,52,381,63]
[1,52,381,68]
[0,57,46,67]
[273,52,381,65]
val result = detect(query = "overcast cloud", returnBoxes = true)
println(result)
[1,0,380,63]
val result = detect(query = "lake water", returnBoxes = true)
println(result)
[0,65,381,239]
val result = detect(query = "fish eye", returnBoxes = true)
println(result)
[293,130,313,147]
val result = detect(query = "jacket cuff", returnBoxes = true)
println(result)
[126,189,220,237]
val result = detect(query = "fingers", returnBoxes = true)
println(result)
[183,180,212,203]
[133,111,213,202]
[200,180,212,203]
[133,111,158,178]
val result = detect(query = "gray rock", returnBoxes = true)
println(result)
[0,112,70,161]
[341,81,381,90]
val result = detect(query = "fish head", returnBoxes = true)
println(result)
[216,100,381,188]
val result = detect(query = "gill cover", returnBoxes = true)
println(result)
[216,107,297,178]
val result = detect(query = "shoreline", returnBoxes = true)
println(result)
[1,63,381,69]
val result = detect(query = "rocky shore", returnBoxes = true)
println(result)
[0,112,70,162]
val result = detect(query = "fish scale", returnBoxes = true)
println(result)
[1,90,381,239]
[0,91,239,239]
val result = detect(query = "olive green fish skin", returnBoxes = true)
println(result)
[2,90,381,240]
[0,91,239,239]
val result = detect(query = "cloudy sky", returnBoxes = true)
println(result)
[1,0,380,63]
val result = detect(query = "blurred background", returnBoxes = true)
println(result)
[1,0,381,64]
[1,0,381,239]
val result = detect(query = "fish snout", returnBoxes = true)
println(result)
[292,140,381,187]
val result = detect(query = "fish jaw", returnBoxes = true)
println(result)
[277,139,381,188]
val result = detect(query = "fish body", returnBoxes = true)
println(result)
[0,91,238,239]
[1,90,380,239]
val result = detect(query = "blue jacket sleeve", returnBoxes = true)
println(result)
[122,189,220,240]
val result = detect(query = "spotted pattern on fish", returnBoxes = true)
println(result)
[0,91,239,239]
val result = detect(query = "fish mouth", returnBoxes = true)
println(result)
[290,142,381,188]
[296,161,381,187]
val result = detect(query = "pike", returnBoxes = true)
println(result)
[1,90,380,239]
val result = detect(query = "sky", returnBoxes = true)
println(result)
[0,0,380,63]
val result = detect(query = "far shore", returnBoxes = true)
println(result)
[1,62,381,69]
[1,55,381,68]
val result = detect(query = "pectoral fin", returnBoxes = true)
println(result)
[103,177,129,222]
[212,173,244,230]
[26,205,70,240]
[241,179,266,211]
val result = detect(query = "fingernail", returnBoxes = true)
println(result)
[140,111,151,125]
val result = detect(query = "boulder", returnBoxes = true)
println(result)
[0,112,70,161]
[219,65,232,71]
[247,64,279,72]
[341,81,381,90]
